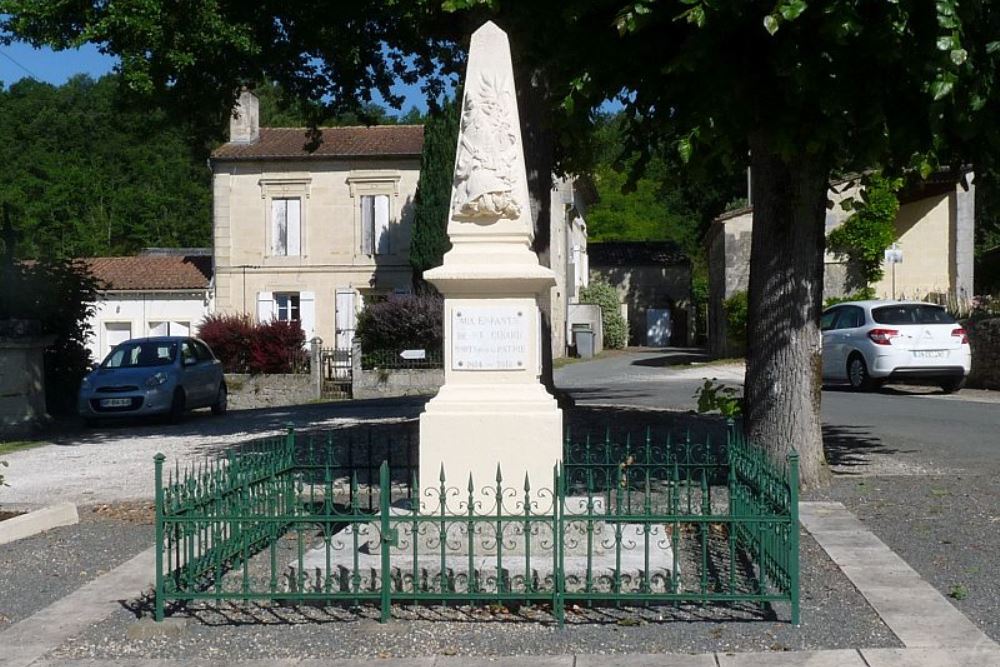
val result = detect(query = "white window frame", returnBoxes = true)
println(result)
[259,177,311,261]
[274,292,301,323]
[347,172,401,260]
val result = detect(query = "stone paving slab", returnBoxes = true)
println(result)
[577,654,717,667]
[860,647,1000,666]
[800,501,998,651]
[716,650,866,666]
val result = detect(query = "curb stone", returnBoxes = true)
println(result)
[0,502,78,546]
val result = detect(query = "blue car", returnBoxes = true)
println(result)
[78,336,227,425]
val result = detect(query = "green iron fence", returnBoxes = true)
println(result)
[154,426,799,625]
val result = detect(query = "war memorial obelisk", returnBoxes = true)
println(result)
[419,21,563,498]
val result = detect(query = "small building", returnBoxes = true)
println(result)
[588,241,692,347]
[706,172,975,355]
[84,250,214,362]
[548,176,592,358]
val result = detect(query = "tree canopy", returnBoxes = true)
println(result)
[6,1,1000,486]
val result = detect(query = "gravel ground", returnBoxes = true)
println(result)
[807,472,1000,643]
[46,527,899,660]
[0,503,154,629]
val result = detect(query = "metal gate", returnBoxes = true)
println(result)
[321,347,352,398]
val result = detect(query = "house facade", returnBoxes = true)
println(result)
[210,90,422,350]
[706,173,976,355]
[84,250,213,362]
[548,176,592,358]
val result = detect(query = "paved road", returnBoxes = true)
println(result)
[556,348,1000,475]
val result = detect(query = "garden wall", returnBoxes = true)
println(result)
[225,373,317,410]
[352,369,444,400]
[967,318,1000,389]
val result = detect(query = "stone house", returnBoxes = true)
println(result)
[706,172,975,355]
[547,176,593,357]
[83,250,213,362]
[589,241,692,347]
[210,90,423,352]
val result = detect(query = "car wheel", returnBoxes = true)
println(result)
[847,354,879,392]
[169,387,186,422]
[211,383,228,416]
[940,377,966,394]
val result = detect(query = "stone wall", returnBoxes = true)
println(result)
[225,373,317,410]
[967,318,1000,389]
[352,368,444,400]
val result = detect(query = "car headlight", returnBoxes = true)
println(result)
[145,371,168,389]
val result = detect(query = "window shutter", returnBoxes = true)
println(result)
[257,291,274,323]
[299,291,316,342]
[286,198,301,256]
[271,200,287,256]
[374,194,390,255]
[360,196,374,255]
[149,321,169,336]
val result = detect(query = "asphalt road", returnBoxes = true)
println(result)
[555,348,1000,476]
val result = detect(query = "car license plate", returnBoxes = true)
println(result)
[914,350,947,359]
[100,398,132,408]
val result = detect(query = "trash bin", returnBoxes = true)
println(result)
[574,326,595,359]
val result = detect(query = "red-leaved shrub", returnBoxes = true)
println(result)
[249,320,306,373]
[198,314,305,374]
[355,294,443,354]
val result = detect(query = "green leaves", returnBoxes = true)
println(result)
[764,0,808,35]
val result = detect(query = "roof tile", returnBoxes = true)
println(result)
[211,125,424,161]
[85,255,212,291]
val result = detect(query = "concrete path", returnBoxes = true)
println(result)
[0,547,154,667]
[800,501,997,651]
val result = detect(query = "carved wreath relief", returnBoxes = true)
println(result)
[453,74,522,221]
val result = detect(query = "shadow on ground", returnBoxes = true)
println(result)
[629,347,714,368]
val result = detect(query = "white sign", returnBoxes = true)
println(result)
[885,243,903,264]
[452,306,529,370]
[400,349,426,360]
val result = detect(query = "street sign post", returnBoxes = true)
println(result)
[884,243,903,299]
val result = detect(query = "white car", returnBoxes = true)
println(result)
[820,300,971,393]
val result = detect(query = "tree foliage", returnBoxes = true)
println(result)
[579,281,627,349]
[410,96,459,285]
[0,75,212,259]
[827,175,902,290]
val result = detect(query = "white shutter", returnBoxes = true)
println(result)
[360,196,374,255]
[286,198,301,256]
[149,321,169,336]
[271,199,287,256]
[257,291,274,323]
[581,252,590,288]
[299,291,316,342]
[171,321,191,337]
[335,290,356,350]
[374,194,390,255]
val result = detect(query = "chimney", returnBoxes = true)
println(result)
[229,88,259,143]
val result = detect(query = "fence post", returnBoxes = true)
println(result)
[310,336,323,399]
[154,453,165,622]
[285,423,295,450]
[787,450,800,626]
[379,461,392,623]
[553,463,565,627]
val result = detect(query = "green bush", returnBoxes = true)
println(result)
[580,281,627,349]
[827,174,901,291]
[723,290,748,350]
[355,294,443,354]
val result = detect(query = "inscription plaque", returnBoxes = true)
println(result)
[452,306,529,370]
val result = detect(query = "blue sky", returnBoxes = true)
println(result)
[0,41,439,113]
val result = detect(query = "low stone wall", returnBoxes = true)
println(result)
[352,369,444,400]
[967,318,1000,389]
[225,373,317,410]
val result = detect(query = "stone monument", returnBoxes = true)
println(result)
[418,21,562,501]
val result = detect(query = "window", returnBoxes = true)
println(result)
[148,321,190,337]
[104,341,177,368]
[360,194,390,255]
[181,340,198,366]
[275,293,301,322]
[872,304,956,325]
[193,340,214,362]
[271,198,301,256]
[820,309,840,331]
[835,306,865,329]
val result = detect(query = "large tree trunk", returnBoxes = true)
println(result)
[744,136,830,489]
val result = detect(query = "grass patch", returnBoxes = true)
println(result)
[0,440,46,456]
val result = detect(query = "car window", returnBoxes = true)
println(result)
[181,341,198,365]
[193,341,214,362]
[820,309,840,331]
[835,306,865,329]
[102,342,177,368]
[872,304,956,325]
